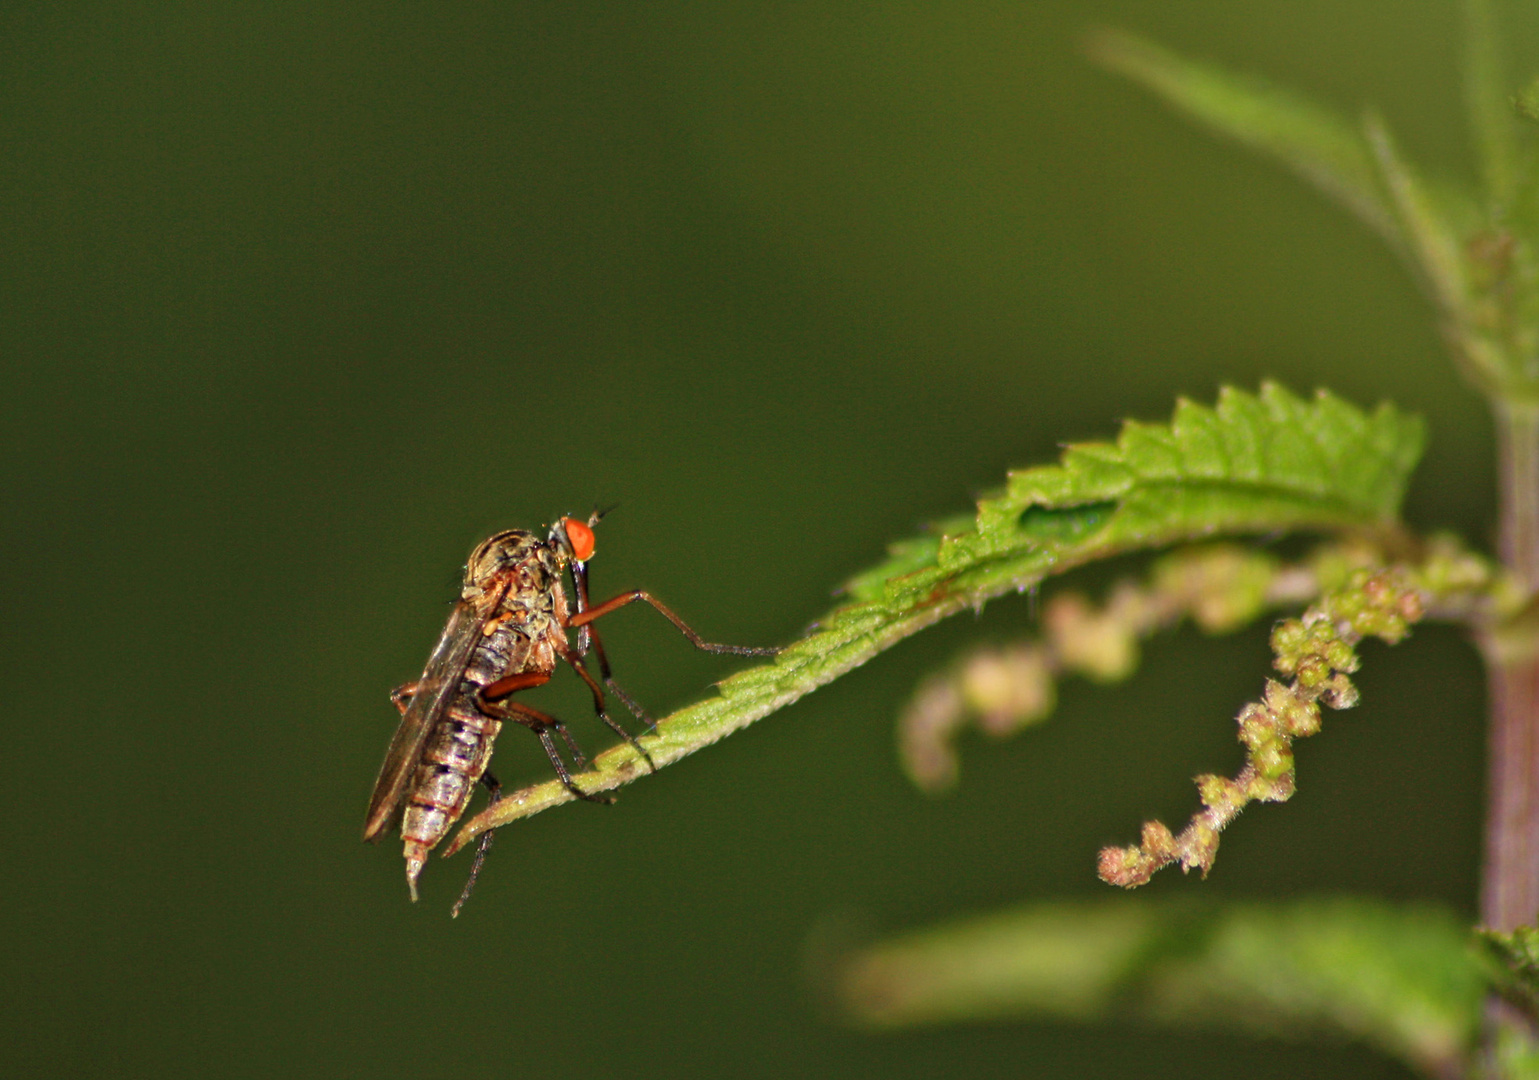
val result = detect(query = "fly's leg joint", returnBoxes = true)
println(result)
[389,681,421,716]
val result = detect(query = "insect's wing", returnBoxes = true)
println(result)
[362,601,483,842]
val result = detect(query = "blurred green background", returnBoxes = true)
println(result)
[4,2,1523,1077]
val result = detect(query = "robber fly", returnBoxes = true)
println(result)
[363,513,777,913]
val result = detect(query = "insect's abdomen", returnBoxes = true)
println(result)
[399,627,530,897]
[400,703,502,892]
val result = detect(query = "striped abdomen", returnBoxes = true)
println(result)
[398,624,537,893]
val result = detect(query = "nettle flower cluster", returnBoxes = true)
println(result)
[899,536,1501,890]
[1101,565,1423,887]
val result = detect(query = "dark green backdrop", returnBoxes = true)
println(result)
[4,3,1515,1077]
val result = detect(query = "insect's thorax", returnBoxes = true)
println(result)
[460,544,572,689]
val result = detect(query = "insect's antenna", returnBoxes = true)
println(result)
[590,502,618,528]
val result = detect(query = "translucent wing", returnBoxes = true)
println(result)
[362,600,484,842]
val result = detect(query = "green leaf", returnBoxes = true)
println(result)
[1086,29,1398,241]
[1088,26,1538,407]
[839,898,1481,1079]
[446,386,1424,856]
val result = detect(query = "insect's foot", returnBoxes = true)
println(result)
[634,741,658,773]
[563,779,615,805]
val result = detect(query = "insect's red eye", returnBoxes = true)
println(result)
[563,517,596,562]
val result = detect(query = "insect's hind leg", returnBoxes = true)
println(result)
[532,725,614,805]
[558,646,658,774]
[551,720,592,770]
[597,673,663,767]
[451,771,502,919]
[481,696,615,805]
[596,684,656,770]
[603,676,656,733]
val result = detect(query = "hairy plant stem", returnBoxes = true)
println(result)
[1483,403,1539,932]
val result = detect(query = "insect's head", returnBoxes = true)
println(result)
[548,511,602,566]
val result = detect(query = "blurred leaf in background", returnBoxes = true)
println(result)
[840,898,1481,1079]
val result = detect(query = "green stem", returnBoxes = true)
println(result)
[1498,405,1539,594]
[1482,405,1539,933]
[1481,406,1539,1074]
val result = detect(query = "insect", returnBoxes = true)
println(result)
[363,513,777,913]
